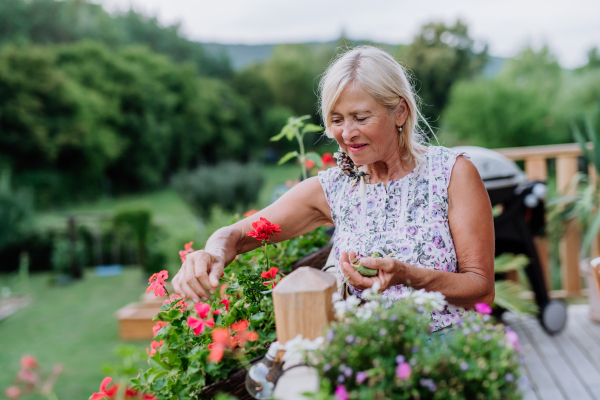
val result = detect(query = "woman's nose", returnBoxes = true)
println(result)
[341,121,359,141]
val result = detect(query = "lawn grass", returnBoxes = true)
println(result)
[0,268,148,400]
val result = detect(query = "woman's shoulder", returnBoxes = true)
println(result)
[427,145,471,162]
[317,166,349,205]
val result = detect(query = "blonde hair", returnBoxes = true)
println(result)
[318,45,430,164]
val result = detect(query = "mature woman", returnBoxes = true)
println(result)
[173,46,494,332]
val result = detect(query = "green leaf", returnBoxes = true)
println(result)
[277,151,298,165]
[250,312,265,325]
[584,117,600,175]
[153,376,167,391]
[494,280,538,316]
[302,123,324,134]
[149,357,170,372]
[305,152,324,168]
[581,209,600,257]
[494,254,529,274]
[270,127,288,142]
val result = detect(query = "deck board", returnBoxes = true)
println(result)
[504,305,600,400]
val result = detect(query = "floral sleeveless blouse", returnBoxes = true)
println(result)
[318,146,470,331]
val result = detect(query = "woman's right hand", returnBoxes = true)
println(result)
[171,250,226,303]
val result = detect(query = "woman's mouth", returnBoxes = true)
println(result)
[347,143,368,153]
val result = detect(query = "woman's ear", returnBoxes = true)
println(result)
[395,98,409,127]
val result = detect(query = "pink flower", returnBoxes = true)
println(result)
[146,340,163,357]
[396,362,412,380]
[152,321,167,336]
[187,316,215,335]
[220,298,230,311]
[474,302,492,315]
[334,385,348,400]
[147,271,168,297]
[90,377,119,400]
[4,386,21,399]
[179,242,195,262]
[17,369,37,384]
[505,331,519,349]
[194,302,210,319]
[21,355,38,369]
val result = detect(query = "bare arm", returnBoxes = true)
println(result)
[340,156,495,308]
[172,176,331,302]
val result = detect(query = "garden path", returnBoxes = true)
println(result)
[505,305,600,400]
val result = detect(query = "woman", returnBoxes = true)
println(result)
[172,46,494,332]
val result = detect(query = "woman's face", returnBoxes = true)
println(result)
[330,83,405,166]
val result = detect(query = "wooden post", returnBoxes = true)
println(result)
[556,155,581,296]
[525,157,548,181]
[272,267,336,344]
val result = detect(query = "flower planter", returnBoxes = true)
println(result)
[200,355,264,400]
[580,257,600,322]
[291,243,332,271]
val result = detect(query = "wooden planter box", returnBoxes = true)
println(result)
[116,295,164,340]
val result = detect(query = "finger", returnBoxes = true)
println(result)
[349,250,356,259]
[181,282,208,303]
[339,251,350,265]
[343,261,373,289]
[171,272,183,296]
[193,263,215,297]
[183,261,208,302]
[208,262,224,289]
[360,257,395,272]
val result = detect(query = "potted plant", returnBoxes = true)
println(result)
[549,116,600,321]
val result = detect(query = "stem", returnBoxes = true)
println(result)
[45,392,59,400]
[235,350,253,372]
[295,128,307,181]
[263,242,269,271]
[338,276,350,290]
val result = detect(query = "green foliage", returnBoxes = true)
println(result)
[399,20,488,123]
[309,293,523,400]
[0,171,33,252]
[549,114,600,257]
[0,0,231,78]
[493,254,537,316]
[271,115,324,180]
[0,41,255,206]
[50,236,86,275]
[172,162,265,221]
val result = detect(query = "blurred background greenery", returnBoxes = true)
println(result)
[0,0,599,398]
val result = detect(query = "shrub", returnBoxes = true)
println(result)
[0,171,34,253]
[172,162,264,220]
[50,236,86,275]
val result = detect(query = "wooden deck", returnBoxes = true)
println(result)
[504,305,600,400]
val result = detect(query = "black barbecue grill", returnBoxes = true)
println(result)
[454,146,568,334]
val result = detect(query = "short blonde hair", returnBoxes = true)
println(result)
[318,46,430,164]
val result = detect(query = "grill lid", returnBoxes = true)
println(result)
[452,146,527,190]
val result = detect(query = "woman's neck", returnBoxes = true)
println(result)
[363,153,415,184]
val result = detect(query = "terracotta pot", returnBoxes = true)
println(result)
[580,258,600,322]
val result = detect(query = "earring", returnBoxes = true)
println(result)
[398,126,403,132]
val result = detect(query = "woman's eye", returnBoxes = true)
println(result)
[356,117,367,122]
[332,119,342,124]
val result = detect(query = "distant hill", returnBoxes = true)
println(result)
[202,41,506,77]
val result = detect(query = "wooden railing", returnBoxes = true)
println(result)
[495,143,598,298]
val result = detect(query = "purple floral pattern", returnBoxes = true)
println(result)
[318,146,470,331]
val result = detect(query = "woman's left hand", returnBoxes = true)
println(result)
[339,251,411,292]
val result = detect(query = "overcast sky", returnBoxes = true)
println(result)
[96,0,600,68]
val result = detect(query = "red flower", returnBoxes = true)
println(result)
[230,319,259,347]
[220,298,230,311]
[260,267,279,288]
[146,340,163,357]
[152,321,167,337]
[305,159,316,170]
[90,377,119,400]
[243,209,259,217]
[208,328,231,363]
[322,152,335,166]
[17,369,37,384]
[147,271,168,297]
[179,242,195,262]
[21,355,38,369]
[194,302,210,319]
[246,218,282,242]
[125,387,139,398]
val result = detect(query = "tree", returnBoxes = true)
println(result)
[399,20,488,124]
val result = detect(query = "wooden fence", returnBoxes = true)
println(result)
[495,143,598,298]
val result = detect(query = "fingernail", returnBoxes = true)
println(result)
[202,297,208,302]
[360,258,371,266]
[209,289,215,295]
[192,297,200,303]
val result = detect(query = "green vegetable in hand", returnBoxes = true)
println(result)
[349,252,394,277]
